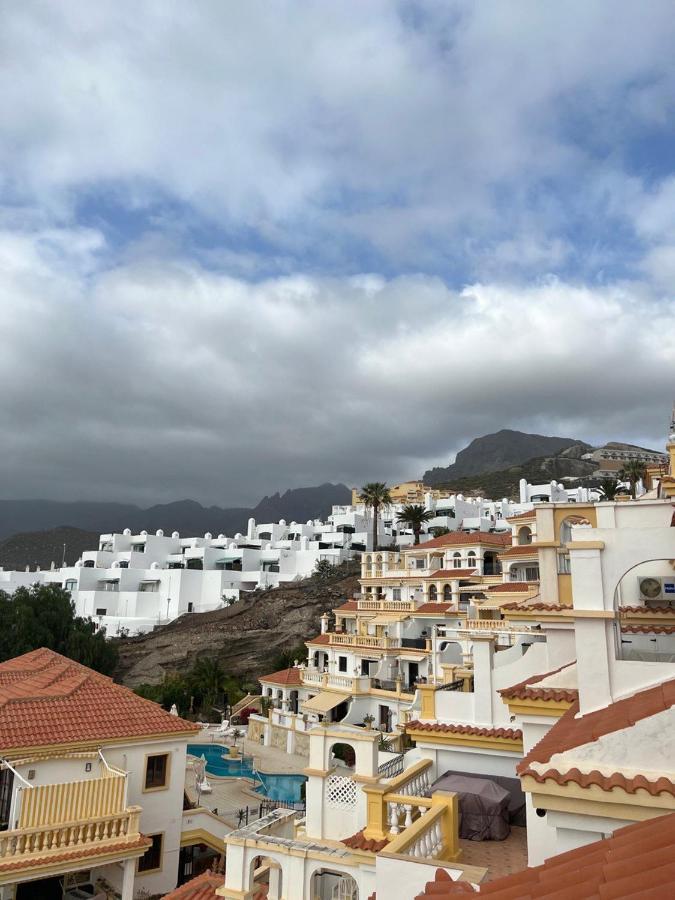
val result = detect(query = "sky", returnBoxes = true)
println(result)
[1,1,674,507]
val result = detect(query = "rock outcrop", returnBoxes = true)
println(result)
[114,563,360,688]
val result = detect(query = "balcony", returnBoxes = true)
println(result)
[357,598,415,612]
[301,670,371,693]
[328,633,400,650]
[0,806,145,883]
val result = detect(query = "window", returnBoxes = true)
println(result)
[452,552,462,569]
[144,753,169,790]
[64,579,77,592]
[413,558,425,570]
[95,608,107,616]
[139,581,158,592]
[131,543,146,553]
[102,581,119,592]
[392,588,401,601]
[138,833,163,872]
[187,602,194,612]
[525,566,540,581]
[338,656,347,673]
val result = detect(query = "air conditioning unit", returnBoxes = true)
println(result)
[637,576,675,606]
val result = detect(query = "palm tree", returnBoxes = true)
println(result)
[598,478,619,501]
[359,482,393,551]
[619,459,648,498]
[190,656,226,712]
[397,504,434,545]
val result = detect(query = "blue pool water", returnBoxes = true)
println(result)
[188,743,306,803]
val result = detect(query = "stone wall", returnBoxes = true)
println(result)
[247,718,265,744]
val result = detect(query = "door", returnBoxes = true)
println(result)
[0,767,13,831]
[378,704,391,732]
[408,662,419,689]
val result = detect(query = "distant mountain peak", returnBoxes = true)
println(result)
[423,429,585,486]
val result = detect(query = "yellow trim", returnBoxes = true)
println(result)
[566,541,605,550]
[406,727,523,753]
[181,828,226,852]
[503,698,574,718]
[523,775,675,819]
[137,830,165,876]
[1,729,200,761]
[0,841,148,887]
[142,750,171,793]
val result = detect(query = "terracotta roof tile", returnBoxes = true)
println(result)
[411,533,511,551]
[162,869,225,900]
[414,812,675,898]
[414,603,455,614]
[502,601,568,612]
[622,624,675,634]
[487,582,533,592]
[500,663,578,703]
[341,829,389,853]
[424,569,478,579]
[505,510,537,521]
[334,600,359,611]
[518,678,675,795]
[619,605,675,615]
[0,835,151,875]
[305,633,331,645]
[259,666,303,686]
[406,720,522,740]
[498,545,541,558]
[0,649,200,753]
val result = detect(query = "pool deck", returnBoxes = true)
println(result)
[185,733,308,827]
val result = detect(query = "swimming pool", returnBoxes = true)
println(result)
[187,743,306,803]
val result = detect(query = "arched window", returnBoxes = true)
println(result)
[452,552,462,569]
[429,584,438,602]
[518,526,532,545]
[443,584,452,602]
[467,551,476,570]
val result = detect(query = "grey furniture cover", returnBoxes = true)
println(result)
[431,773,511,841]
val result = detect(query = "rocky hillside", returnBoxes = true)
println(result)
[428,443,596,499]
[114,562,360,688]
[0,526,99,572]
[423,429,583,485]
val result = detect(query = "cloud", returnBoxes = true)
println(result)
[0,3,674,506]
[0,227,672,505]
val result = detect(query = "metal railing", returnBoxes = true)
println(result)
[377,753,405,779]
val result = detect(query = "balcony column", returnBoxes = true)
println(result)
[121,857,135,900]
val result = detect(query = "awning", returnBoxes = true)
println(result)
[139,578,161,583]
[98,575,120,582]
[301,691,350,714]
[399,653,426,662]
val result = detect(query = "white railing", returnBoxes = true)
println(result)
[357,599,415,612]
[388,805,444,858]
[301,670,371,692]
[461,619,532,633]
[329,633,399,649]
[0,806,142,862]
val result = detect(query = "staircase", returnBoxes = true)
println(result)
[230,693,262,720]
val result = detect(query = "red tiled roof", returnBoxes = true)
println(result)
[335,600,359,611]
[619,605,675,615]
[305,633,331,645]
[162,869,225,900]
[425,569,478,579]
[487,582,532,592]
[518,678,675,795]
[500,663,577,703]
[259,666,303,686]
[0,648,200,753]
[502,601,568,612]
[342,829,390,853]
[622,624,675,634]
[414,812,675,898]
[414,603,455,614]
[505,510,537,521]
[0,835,151,875]
[498,545,540,558]
[412,532,511,551]
[406,720,522,741]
